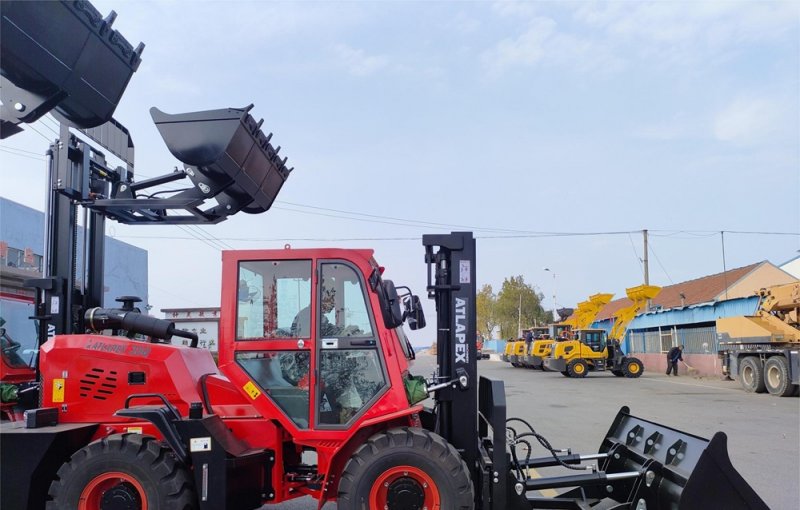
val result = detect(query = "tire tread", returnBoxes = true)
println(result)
[46,433,196,509]
[338,427,474,509]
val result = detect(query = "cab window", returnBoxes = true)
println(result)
[236,351,310,428]
[236,260,311,340]
[318,263,373,338]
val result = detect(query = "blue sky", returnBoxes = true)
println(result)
[1,0,798,345]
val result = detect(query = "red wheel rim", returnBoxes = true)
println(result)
[79,471,147,510]
[369,465,440,510]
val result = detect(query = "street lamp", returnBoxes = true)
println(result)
[543,268,557,320]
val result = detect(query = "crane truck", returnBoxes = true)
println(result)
[717,282,799,397]
[543,285,661,378]
[0,2,769,509]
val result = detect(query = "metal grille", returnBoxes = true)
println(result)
[629,326,719,354]
[678,326,717,354]
[644,331,661,353]
[628,332,646,353]
[660,330,674,352]
[628,331,663,353]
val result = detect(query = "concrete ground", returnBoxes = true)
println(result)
[269,353,799,509]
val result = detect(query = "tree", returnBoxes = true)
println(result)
[476,284,497,339]
[495,276,548,339]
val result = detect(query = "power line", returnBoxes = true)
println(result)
[174,225,226,252]
[0,145,47,157]
[25,122,55,143]
[627,232,644,275]
[647,239,674,284]
[0,147,46,161]
[275,200,538,234]
[183,224,234,250]
[651,229,799,237]
[113,227,800,246]
[38,116,60,136]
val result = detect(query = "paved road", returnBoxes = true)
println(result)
[268,354,799,509]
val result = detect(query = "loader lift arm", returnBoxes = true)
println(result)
[608,285,662,341]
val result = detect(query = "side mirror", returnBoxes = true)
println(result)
[378,280,404,329]
[403,295,426,331]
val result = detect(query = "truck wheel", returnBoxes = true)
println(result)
[567,359,589,378]
[47,433,196,510]
[622,358,644,378]
[764,357,796,397]
[338,427,474,510]
[739,357,766,393]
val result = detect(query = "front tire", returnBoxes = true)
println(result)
[622,357,644,378]
[567,359,589,378]
[764,356,796,397]
[739,357,766,393]
[338,427,474,510]
[47,433,196,510]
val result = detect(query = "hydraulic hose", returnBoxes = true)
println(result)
[84,308,199,347]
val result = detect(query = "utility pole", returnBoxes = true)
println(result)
[517,292,522,338]
[721,231,729,300]
[643,229,650,311]
[544,268,557,321]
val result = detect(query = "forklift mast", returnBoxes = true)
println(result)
[423,232,479,472]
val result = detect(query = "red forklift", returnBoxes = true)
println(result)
[0,2,768,509]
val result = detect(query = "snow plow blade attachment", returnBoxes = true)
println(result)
[0,0,143,138]
[151,106,292,216]
[590,406,768,510]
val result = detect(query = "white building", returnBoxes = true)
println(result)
[162,307,220,352]
[781,254,800,280]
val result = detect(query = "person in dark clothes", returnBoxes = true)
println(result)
[666,345,684,376]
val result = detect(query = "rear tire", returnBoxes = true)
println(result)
[764,356,796,397]
[47,433,196,510]
[622,357,644,378]
[338,427,474,510]
[567,359,589,378]
[739,357,766,393]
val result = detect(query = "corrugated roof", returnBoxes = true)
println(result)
[595,262,762,320]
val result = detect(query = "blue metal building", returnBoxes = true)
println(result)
[0,196,148,354]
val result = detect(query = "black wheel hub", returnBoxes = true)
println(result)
[386,476,425,509]
[99,482,143,510]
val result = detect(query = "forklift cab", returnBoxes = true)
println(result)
[222,248,420,433]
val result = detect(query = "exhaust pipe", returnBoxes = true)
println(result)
[85,308,198,347]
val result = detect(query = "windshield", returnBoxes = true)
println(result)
[394,326,414,360]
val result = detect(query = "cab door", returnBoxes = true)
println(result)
[314,260,387,428]
[233,258,315,429]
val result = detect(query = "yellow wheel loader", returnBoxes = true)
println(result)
[527,294,613,370]
[508,337,528,367]
[544,285,661,378]
[501,339,514,363]
[519,327,549,368]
